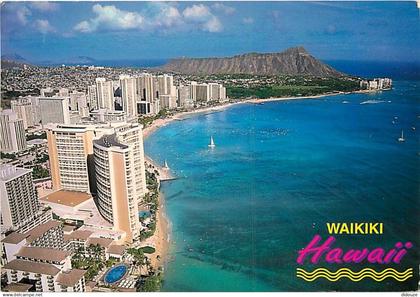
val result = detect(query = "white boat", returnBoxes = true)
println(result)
[208,136,216,148]
[163,160,169,169]
[398,130,405,142]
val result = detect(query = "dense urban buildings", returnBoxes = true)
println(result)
[2,220,86,292]
[360,78,392,90]
[0,67,229,292]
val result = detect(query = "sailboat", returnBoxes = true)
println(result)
[398,130,405,142]
[208,136,216,148]
[163,160,169,170]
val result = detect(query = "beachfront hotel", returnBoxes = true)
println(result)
[46,121,147,243]
[86,74,226,117]
[93,123,147,242]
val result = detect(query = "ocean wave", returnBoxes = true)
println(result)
[360,100,386,105]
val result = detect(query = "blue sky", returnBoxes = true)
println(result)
[1,1,419,62]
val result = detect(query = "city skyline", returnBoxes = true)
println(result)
[2,1,420,63]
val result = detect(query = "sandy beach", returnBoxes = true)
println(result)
[146,191,170,270]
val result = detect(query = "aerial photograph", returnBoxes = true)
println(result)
[0,1,419,294]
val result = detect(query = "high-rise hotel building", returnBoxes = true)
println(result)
[1,165,41,233]
[46,125,98,193]
[46,122,147,242]
[0,110,27,153]
[119,75,137,119]
[39,97,70,125]
[93,123,147,242]
[11,99,34,129]
[95,78,114,111]
[136,73,158,115]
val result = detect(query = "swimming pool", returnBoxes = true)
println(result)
[104,264,128,284]
[139,210,151,219]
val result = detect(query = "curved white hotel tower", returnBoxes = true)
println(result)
[93,123,147,242]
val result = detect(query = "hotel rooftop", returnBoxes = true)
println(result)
[40,190,92,207]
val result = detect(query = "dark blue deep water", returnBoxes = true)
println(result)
[144,81,419,291]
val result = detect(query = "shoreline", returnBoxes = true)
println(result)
[140,178,171,272]
[142,87,385,274]
[142,89,379,140]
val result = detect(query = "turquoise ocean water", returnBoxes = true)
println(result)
[144,81,419,291]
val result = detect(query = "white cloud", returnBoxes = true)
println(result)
[31,2,59,12]
[183,4,211,20]
[203,16,223,33]
[34,19,55,34]
[243,17,254,25]
[16,6,31,25]
[74,21,92,33]
[153,5,184,28]
[74,4,145,33]
[75,3,223,34]
[182,4,223,33]
[212,3,235,15]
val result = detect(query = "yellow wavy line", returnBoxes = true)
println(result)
[297,271,412,278]
[296,272,413,282]
[297,272,413,281]
[297,267,412,276]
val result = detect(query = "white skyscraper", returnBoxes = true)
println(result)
[0,165,41,232]
[29,96,41,125]
[87,85,98,110]
[69,91,87,112]
[159,94,177,110]
[11,99,34,129]
[39,97,70,125]
[136,74,155,115]
[157,74,175,96]
[119,75,137,118]
[95,78,114,111]
[196,83,210,102]
[0,110,27,153]
[178,85,194,108]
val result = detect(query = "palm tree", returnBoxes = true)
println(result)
[127,248,145,274]
[89,244,103,260]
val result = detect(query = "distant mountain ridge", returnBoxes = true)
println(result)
[1,53,97,67]
[1,53,28,63]
[161,47,344,77]
[1,54,33,69]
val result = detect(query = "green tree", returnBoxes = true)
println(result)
[139,274,163,292]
